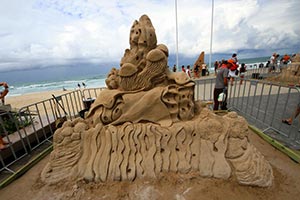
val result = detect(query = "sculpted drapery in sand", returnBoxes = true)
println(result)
[41,14,273,187]
[90,14,195,127]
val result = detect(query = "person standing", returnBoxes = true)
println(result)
[181,65,186,73]
[239,63,246,84]
[186,65,191,78]
[0,82,9,105]
[173,64,177,72]
[201,63,207,77]
[0,81,10,149]
[280,54,291,72]
[269,53,277,73]
[214,61,219,76]
[213,61,229,110]
[275,54,280,72]
[228,53,238,86]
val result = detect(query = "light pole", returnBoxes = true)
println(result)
[209,0,214,70]
[175,0,179,71]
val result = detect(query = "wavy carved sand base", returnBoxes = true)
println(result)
[41,109,273,187]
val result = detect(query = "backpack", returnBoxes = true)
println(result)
[228,59,238,71]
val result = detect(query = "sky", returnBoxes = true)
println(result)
[0,0,299,72]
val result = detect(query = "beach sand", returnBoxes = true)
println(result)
[5,90,71,109]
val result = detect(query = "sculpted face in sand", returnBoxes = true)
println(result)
[41,14,273,187]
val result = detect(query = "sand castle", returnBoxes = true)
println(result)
[41,15,273,187]
[280,53,300,83]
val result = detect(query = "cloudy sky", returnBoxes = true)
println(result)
[0,0,299,72]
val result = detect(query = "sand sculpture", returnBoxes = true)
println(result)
[280,53,300,83]
[194,51,205,67]
[41,14,273,187]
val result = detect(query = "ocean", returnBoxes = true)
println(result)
[0,64,110,96]
[0,56,269,97]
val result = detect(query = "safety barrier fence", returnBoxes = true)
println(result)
[229,79,300,148]
[0,89,99,175]
[0,87,109,176]
[81,87,106,100]
[244,66,269,78]
[0,75,299,181]
[194,77,300,149]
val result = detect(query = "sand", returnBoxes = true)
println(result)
[0,127,299,200]
[5,90,71,109]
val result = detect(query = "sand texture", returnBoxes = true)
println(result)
[41,107,273,187]
[0,128,299,200]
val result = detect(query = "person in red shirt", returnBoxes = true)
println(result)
[181,65,186,73]
[282,54,290,64]
[228,54,239,86]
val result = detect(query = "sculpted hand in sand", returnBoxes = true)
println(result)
[41,14,273,187]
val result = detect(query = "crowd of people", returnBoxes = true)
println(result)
[170,53,245,111]
[212,52,299,131]
[176,64,209,78]
[267,53,292,73]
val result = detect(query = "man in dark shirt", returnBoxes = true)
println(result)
[213,61,229,110]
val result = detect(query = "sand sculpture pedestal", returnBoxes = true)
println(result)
[41,14,273,187]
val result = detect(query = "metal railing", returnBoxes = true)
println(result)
[81,87,106,99]
[194,75,300,149]
[229,79,300,146]
[1,74,299,180]
[0,90,85,174]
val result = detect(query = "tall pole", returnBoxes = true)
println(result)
[209,0,214,70]
[175,0,179,71]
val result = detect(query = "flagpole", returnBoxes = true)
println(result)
[209,0,214,70]
[175,0,179,71]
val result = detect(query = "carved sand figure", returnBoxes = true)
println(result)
[270,53,300,84]
[194,51,205,67]
[41,14,273,187]
[284,53,300,78]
